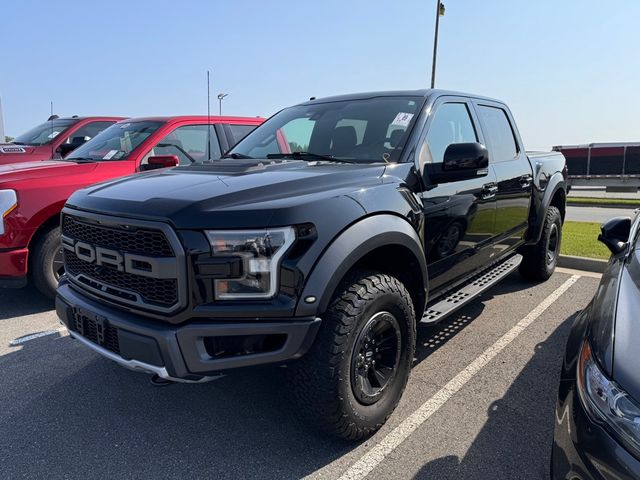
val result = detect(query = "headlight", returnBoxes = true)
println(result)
[577,340,640,456]
[0,189,18,235]
[205,227,295,299]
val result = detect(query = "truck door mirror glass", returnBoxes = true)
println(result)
[443,142,489,171]
[598,216,631,255]
[141,155,180,171]
[424,142,489,185]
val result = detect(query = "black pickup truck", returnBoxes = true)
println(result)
[56,90,567,439]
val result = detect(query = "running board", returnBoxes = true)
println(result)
[420,254,522,325]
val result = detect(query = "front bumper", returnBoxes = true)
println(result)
[56,281,321,382]
[0,247,28,287]
[552,379,640,479]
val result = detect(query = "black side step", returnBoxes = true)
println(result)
[420,254,522,325]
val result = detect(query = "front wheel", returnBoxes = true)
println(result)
[289,271,416,440]
[519,206,562,282]
[31,226,64,299]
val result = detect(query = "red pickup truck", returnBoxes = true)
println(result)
[1,116,124,164]
[0,115,263,298]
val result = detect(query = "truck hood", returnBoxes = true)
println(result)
[0,144,44,165]
[67,160,386,229]
[0,144,38,155]
[611,249,640,402]
[0,160,98,184]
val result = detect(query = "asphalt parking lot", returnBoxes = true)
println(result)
[0,269,600,480]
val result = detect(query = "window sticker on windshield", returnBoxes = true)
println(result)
[391,112,414,128]
[103,149,118,160]
[47,131,61,139]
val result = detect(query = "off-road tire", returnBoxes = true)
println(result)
[519,206,562,282]
[289,270,416,440]
[31,226,63,299]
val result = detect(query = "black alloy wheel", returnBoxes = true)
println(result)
[350,311,402,405]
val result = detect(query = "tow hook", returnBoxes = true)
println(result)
[150,374,174,387]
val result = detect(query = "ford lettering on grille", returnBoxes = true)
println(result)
[62,239,177,279]
[61,213,181,311]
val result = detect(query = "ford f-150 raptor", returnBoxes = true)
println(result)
[55,90,567,439]
[0,115,262,298]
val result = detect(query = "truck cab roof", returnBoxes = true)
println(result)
[120,116,264,125]
[299,89,504,105]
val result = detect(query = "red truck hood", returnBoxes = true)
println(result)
[0,144,38,155]
[0,144,53,165]
[0,160,98,183]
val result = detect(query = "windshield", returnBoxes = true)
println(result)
[67,121,163,161]
[227,96,423,164]
[13,119,77,146]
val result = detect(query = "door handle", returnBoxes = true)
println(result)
[481,183,498,200]
[519,175,533,189]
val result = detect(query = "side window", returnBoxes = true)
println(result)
[63,121,115,144]
[145,125,221,166]
[228,124,257,145]
[477,105,518,162]
[423,103,477,164]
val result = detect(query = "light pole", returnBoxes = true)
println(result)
[430,1,446,89]
[217,93,228,116]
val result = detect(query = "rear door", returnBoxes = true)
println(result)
[418,97,499,291]
[473,101,532,251]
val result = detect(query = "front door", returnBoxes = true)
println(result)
[418,99,498,292]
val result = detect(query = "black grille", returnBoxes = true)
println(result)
[62,214,179,309]
[70,310,121,355]
[62,215,174,257]
[64,250,178,306]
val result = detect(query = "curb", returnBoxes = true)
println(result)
[567,201,639,210]
[558,254,608,273]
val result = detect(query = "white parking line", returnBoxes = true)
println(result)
[338,274,581,480]
[9,328,66,346]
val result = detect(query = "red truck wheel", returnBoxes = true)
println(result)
[31,226,63,299]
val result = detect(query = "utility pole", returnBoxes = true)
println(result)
[0,96,5,142]
[217,93,228,116]
[430,1,446,89]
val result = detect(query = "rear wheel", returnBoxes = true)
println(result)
[289,271,415,440]
[519,206,562,282]
[31,226,64,299]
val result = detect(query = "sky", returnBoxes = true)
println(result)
[1,0,639,150]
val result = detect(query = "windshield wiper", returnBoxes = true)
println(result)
[266,152,358,164]
[63,157,97,163]
[221,152,254,159]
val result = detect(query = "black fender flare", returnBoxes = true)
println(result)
[295,214,428,317]
[529,172,566,244]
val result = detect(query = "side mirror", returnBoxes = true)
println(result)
[598,216,631,255]
[424,142,489,185]
[141,155,180,171]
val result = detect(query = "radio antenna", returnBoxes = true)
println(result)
[50,101,54,159]
[207,70,211,161]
